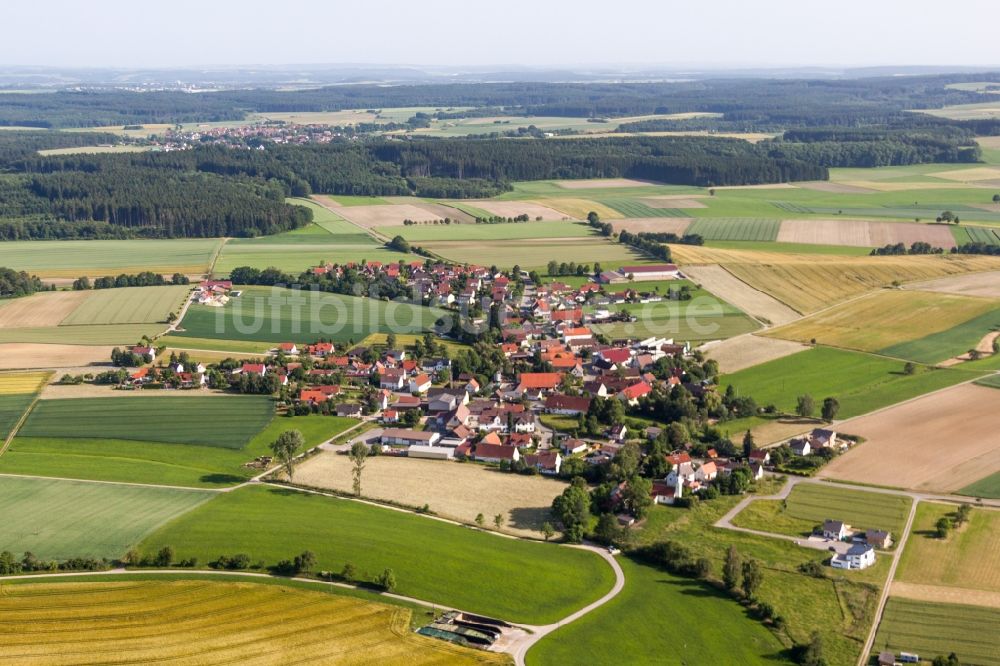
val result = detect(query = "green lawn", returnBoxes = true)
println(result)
[156,334,274,354]
[526,557,789,666]
[880,305,1000,363]
[732,484,912,542]
[633,490,888,666]
[0,476,212,560]
[957,471,1000,499]
[19,396,274,449]
[138,484,615,624]
[1,415,356,488]
[871,598,1000,666]
[720,346,985,419]
[174,286,446,345]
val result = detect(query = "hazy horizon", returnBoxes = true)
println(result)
[4,0,999,70]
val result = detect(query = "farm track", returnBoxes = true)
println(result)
[0,372,51,458]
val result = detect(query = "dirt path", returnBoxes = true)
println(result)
[682,264,800,326]
[936,330,999,366]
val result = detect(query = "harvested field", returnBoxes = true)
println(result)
[639,197,707,208]
[701,334,809,373]
[776,219,958,248]
[536,197,622,220]
[795,181,877,194]
[0,343,115,369]
[929,166,1000,181]
[681,265,800,326]
[0,580,505,666]
[764,290,999,353]
[905,270,1000,298]
[295,452,567,538]
[554,178,657,189]
[610,218,692,234]
[896,502,1000,597]
[331,203,451,228]
[891,582,1000,609]
[671,244,1000,314]
[819,383,1000,492]
[465,200,570,220]
[0,291,88,328]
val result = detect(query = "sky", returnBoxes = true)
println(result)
[3,0,999,70]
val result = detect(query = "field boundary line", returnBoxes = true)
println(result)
[0,472,222,493]
[0,372,52,459]
[856,497,919,666]
[206,237,230,277]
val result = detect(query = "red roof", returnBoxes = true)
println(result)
[545,394,592,412]
[620,381,652,400]
[475,442,518,461]
[666,451,692,466]
[517,373,563,389]
[241,363,266,374]
[599,348,632,364]
[551,308,583,322]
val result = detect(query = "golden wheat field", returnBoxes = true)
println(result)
[0,580,509,666]
[0,371,50,395]
[671,245,1000,313]
[762,289,998,351]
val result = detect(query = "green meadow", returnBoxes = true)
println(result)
[174,286,446,345]
[139,484,616,625]
[872,598,1000,666]
[0,476,212,560]
[732,484,912,540]
[720,346,985,419]
[527,557,788,666]
[2,414,356,488]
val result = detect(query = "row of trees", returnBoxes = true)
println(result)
[73,272,190,290]
[0,267,45,298]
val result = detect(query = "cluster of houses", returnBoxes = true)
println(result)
[193,279,234,306]
[821,519,893,570]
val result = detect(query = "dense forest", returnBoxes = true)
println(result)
[0,74,997,128]
[0,135,826,238]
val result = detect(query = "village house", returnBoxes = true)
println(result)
[789,437,811,456]
[379,368,407,391]
[380,428,441,448]
[831,543,875,570]
[544,394,592,415]
[523,450,562,475]
[276,342,298,355]
[335,403,363,418]
[864,529,893,549]
[822,520,850,541]
[650,480,682,505]
[408,373,432,394]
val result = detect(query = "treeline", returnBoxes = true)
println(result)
[870,242,944,256]
[73,272,190,290]
[0,267,45,297]
[1,74,993,128]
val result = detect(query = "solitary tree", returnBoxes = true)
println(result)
[341,562,357,582]
[293,550,317,574]
[935,516,952,539]
[376,567,397,592]
[270,430,305,482]
[796,394,815,418]
[349,441,370,496]
[903,362,917,375]
[741,558,763,600]
[821,397,840,422]
[541,522,555,541]
[493,513,504,529]
[723,545,742,591]
[742,430,756,459]
[475,513,485,527]
[993,194,1000,204]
